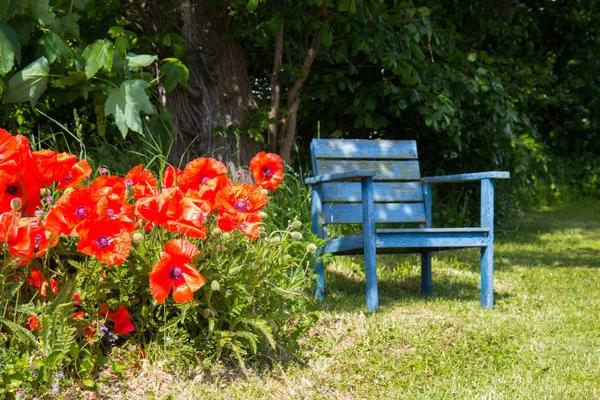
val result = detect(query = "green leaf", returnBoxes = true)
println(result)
[26,0,56,26]
[38,31,73,67]
[82,379,96,389]
[467,52,477,62]
[2,57,49,106]
[0,22,20,75]
[82,39,114,79]
[115,36,129,57]
[321,29,333,46]
[126,53,157,70]
[108,26,125,38]
[246,0,258,11]
[104,79,155,138]
[211,280,221,291]
[44,351,64,370]
[53,14,81,39]
[0,317,40,350]
[161,58,189,92]
[52,71,87,88]
[338,0,350,11]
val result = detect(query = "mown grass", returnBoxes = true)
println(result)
[89,200,600,399]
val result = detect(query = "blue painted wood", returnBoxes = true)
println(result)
[422,182,432,228]
[305,171,375,184]
[308,138,508,311]
[362,177,379,312]
[311,185,326,302]
[480,178,494,309]
[322,229,489,254]
[422,171,510,183]
[322,203,426,224]
[320,181,424,202]
[315,159,421,181]
[312,139,418,159]
[421,252,432,294]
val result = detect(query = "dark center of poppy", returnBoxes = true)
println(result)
[200,177,210,184]
[75,206,89,219]
[264,168,273,177]
[234,200,249,212]
[170,266,183,279]
[64,173,73,181]
[6,185,17,195]
[107,208,115,218]
[96,236,109,248]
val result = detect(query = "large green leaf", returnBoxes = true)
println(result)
[0,22,20,75]
[126,53,157,70]
[52,13,81,39]
[82,39,114,78]
[161,58,189,92]
[26,0,56,26]
[105,79,155,137]
[2,56,49,106]
[38,30,74,67]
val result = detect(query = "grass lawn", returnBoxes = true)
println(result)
[95,200,600,399]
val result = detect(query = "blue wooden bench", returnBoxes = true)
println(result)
[305,139,509,312]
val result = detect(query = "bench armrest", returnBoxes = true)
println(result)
[305,171,376,185]
[422,171,510,184]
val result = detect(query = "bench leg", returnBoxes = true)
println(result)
[480,244,494,309]
[420,252,432,295]
[313,259,325,302]
[365,246,379,312]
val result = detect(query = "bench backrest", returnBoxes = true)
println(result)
[310,139,427,225]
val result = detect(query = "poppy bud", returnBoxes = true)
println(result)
[290,232,303,241]
[211,228,222,238]
[258,212,268,220]
[291,220,303,230]
[268,236,281,245]
[222,232,232,241]
[260,188,269,196]
[10,197,21,211]
[132,232,143,243]
[306,243,317,253]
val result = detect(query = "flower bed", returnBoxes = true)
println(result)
[0,128,316,396]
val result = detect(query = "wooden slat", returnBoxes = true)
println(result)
[422,171,510,183]
[377,227,489,233]
[320,181,424,202]
[315,160,421,180]
[311,139,418,159]
[322,203,426,224]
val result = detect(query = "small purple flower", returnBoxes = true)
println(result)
[99,167,108,175]
[124,179,134,187]
[51,383,59,394]
[16,390,25,395]
[236,171,243,177]
[100,325,110,337]
[44,195,53,205]
[32,370,39,377]
[55,372,65,380]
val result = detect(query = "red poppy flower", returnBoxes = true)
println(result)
[73,310,85,320]
[162,166,182,188]
[45,187,101,236]
[215,183,268,218]
[73,292,81,307]
[50,278,58,294]
[33,150,78,187]
[111,305,135,335]
[0,128,19,173]
[9,217,58,264]
[83,323,97,340]
[56,159,92,190]
[27,315,42,331]
[136,188,209,239]
[149,239,205,304]
[125,165,157,200]
[27,267,51,296]
[90,176,126,198]
[249,152,285,191]
[194,175,233,211]
[96,192,136,228]
[178,158,227,192]
[77,218,132,266]
[0,210,20,243]
[217,211,263,239]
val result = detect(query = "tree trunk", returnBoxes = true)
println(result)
[152,0,261,167]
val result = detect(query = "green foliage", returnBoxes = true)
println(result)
[0,0,188,144]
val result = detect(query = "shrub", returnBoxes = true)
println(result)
[0,129,317,397]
